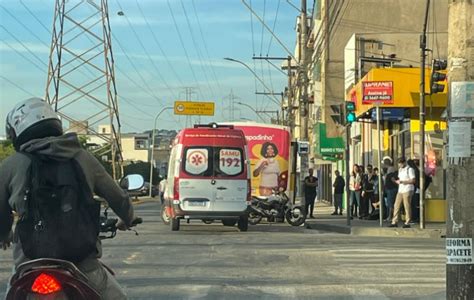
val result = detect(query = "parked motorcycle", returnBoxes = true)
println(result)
[6,174,144,300]
[248,190,306,226]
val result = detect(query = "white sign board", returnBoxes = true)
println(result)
[450,81,474,117]
[446,238,473,265]
[219,149,242,176]
[185,148,209,175]
[448,121,472,158]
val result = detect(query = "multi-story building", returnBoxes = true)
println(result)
[288,0,448,220]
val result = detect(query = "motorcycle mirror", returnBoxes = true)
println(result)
[120,174,145,191]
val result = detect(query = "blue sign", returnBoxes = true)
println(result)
[371,109,405,122]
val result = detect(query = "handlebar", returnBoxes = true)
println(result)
[99,216,143,240]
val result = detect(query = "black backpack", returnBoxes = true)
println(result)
[15,153,100,263]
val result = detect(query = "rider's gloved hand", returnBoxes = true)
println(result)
[116,216,141,231]
[1,231,13,250]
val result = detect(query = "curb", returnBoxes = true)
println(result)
[305,221,446,239]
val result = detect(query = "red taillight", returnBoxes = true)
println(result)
[31,273,62,295]
[173,177,179,200]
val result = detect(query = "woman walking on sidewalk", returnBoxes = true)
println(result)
[349,165,362,219]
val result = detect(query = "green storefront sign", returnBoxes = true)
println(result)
[314,123,344,160]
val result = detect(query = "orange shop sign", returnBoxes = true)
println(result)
[362,81,394,105]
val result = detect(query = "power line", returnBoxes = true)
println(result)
[0,26,48,68]
[115,0,177,100]
[260,0,266,56]
[249,0,259,108]
[0,75,36,97]
[135,0,185,88]
[0,38,46,73]
[0,3,50,48]
[191,0,223,96]
[267,0,281,55]
[179,0,215,100]
[19,0,51,34]
[167,0,203,100]
[112,33,164,105]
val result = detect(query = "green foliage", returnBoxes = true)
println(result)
[124,161,160,185]
[0,140,15,163]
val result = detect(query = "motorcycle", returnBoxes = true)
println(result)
[6,174,144,300]
[248,190,306,226]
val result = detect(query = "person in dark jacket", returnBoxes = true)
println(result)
[0,98,138,299]
[384,166,399,221]
[331,170,345,215]
[304,168,318,218]
[360,164,378,219]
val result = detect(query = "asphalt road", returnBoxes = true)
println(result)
[0,201,446,299]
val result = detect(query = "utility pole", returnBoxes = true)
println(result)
[287,56,294,129]
[299,0,309,140]
[419,0,430,229]
[446,0,474,298]
[298,0,309,199]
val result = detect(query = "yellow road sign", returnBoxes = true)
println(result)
[174,101,215,116]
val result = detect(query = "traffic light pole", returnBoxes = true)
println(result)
[418,0,430,229]
[345,123,351,227]
[376,105,384,227]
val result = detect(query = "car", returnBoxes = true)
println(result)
[128,181,158,198]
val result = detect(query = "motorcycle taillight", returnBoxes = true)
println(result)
[31,273,62,295]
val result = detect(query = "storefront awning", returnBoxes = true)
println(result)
[347,67,448,117]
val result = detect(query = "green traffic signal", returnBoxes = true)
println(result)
[346,112,356,123]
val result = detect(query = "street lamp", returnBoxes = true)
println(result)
[223,57,281,107]
[149,106,173,197]
[236,102,266,123]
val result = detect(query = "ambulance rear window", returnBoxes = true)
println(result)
[183,147,243,177]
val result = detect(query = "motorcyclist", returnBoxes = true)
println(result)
[0,98,137,299]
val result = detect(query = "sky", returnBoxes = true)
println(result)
[0,0,304,134]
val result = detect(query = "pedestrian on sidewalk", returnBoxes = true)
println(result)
[384,166,398,222]
[360,164,377,219]
[304,168,318,219]
[349,165,362,219]
[408,159,421,224]
[332,170,345,215]
[389,158,416,228]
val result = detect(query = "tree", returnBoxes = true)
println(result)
[0,140,15,163]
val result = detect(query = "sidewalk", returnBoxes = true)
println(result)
[305,201,446,239]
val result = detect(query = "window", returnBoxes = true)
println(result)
[217,148,243,176]
[183,147,244,177]
[135,138,148,150]
[184,148,210,176]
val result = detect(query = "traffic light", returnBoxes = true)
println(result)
[345,101,356,124]
[430,59,447,94]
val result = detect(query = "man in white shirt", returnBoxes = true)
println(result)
[389,158,416,228]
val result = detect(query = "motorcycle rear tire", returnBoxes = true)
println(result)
[285,206,306,226]
[248,211,262,225]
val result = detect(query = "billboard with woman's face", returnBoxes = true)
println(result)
[230,123,291,196]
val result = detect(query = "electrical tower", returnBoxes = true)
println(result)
[45,0,122,179]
